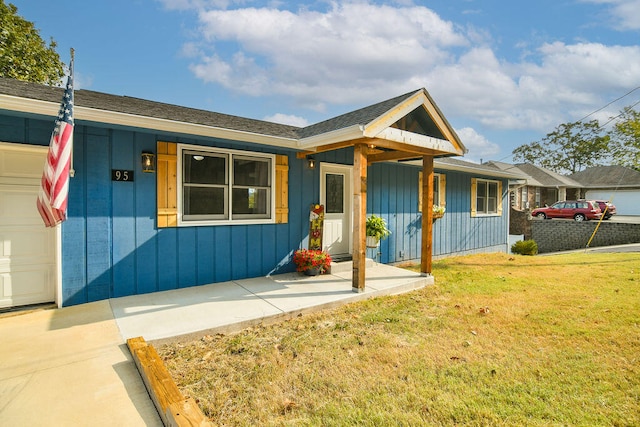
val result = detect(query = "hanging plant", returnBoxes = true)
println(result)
[365,214,391,243]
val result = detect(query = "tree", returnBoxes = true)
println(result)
[0,0,64,85]
[609,106,640,170]
[512,120,610,174]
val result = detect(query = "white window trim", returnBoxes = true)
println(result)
[474,178,501,216]
[177,143,276,226]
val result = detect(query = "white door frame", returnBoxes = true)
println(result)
[0,142,61,308]
[319,162,353,256]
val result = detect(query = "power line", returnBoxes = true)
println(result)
[577,85,640,123]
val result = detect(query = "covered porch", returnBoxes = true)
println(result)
[295,88,466,291]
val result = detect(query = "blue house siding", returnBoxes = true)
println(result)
[1,112,509,307]
[366,162,510,263]
[433,171,509,257]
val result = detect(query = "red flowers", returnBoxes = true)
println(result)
[293,249,332,273]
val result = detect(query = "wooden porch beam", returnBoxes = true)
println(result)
[295,141,356,159]
[421,155,434,275]
[368,151,421,164]
[361,138,439,156]
[352,143,367,293]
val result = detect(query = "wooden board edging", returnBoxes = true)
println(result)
[127,337,213,427]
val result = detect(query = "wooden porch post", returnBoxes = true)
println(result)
[353,143,367,292]
[421,155,434,275]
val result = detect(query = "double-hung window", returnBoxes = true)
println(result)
[472,178,502,216]
[180,145,274,225]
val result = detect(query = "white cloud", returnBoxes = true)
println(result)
[455,127,501,163]
[263,113,309,127]
[581,0,640,30]
[189,2,467,105]
[171,1,640,136]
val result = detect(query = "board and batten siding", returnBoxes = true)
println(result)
[0,113,510,306]
[367,163,510,264]
[0,116,312,306]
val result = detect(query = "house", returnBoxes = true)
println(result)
[486,161,582,210]
[1,76,517,308]
[415,157,524,258]
[568,165,640,215]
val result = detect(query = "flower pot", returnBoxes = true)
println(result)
[433,212,444,220]
[304,267,321,276]
[366,236,380,248]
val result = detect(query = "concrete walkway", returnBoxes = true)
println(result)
[0,261,428,426]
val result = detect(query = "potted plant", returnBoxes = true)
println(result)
[365,214,391,248]
[433,205,446,219]
[293,249,332,276]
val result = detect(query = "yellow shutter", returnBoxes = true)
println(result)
[470,178,477,217]
[275,154,289,223]
[157,142,178,227]
[497,181,503,216]
[419,172,445,212]
[439,173,446,207]
[418,171,423,212]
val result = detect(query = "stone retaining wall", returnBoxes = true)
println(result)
[530,219,640,253]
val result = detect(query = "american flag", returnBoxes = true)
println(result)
[37,57,74,227]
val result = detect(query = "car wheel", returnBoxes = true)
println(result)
[574,214,586,222]
[536,213,546,219]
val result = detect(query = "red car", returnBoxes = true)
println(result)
[532,200,602,221]
[594,200,616,220]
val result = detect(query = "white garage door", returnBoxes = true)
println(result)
[0,143,56,308]
[585,190,640,216]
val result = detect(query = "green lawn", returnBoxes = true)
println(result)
[159,252,640,426]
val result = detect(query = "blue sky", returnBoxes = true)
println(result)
[11,0,640,163]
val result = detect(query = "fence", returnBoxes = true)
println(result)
[530,219,640,253]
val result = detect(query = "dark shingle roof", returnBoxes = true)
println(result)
[0,77,461,152]
[0,77,300,139]
[487,162,581,187]
[435,157,526,178]
[296,90,421,139]
[568,165,640,187]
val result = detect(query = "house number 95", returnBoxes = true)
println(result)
[112,169,135,182]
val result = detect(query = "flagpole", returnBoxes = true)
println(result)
[69,48,75,178]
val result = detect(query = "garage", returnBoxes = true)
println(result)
[585,189,640,216]
[0,143,56,308]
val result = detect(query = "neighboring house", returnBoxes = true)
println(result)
[486,161,582,210]
[1,76,515,308]
[568,166,640,216]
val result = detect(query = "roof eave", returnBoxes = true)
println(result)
[1,94,300,149]
[297,124,365,150]
[403,159,526,178]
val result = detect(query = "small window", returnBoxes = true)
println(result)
[179,145,274,225]
[472,178,502,216]
[418,172,446,212]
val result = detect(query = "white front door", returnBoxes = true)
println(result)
[320,163,352,257]
[0,144,56,308]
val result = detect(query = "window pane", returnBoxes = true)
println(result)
[184,187,226,216]
[234,157,270,186]
[433,175,440,205]
[476,197,486,213]
[488,182,498,198]
[232,188,269,216]
[326,173,344,214]
[183,153,226,185]
[488,197,497,213]
[477,181,487,197]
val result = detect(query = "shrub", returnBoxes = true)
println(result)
[511,239,538,255]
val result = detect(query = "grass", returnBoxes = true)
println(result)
[158,252,640,426]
